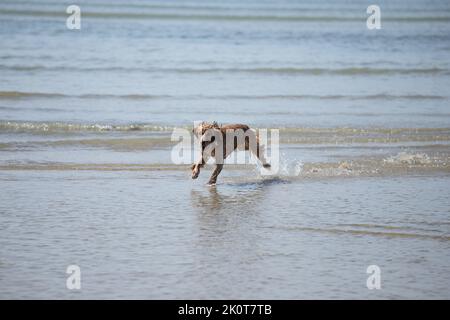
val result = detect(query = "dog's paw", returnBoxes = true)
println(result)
[263,163,271,168]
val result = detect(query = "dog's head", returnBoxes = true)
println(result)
[192,121,220,138]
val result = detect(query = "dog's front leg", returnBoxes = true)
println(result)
[207,164,223,185]
[191,162,202,179]
[192,152,211,179]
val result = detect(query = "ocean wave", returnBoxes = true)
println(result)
[1,122,450,146]
[0,91,446,101]
[384,152,431,165]
[279,127,450,144]
[0,91,67,99]
[4,0,450,14]
[4,137,173,151]
[298,153,450,177]
[7,0,450,14]
[1,120,450,134]
[0,91,173,100]
[0,121,175,132]
[2,64,449,76]
[1,8,450,22]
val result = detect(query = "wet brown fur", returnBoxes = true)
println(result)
[191,122,270,185]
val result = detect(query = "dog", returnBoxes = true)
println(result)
[191,122,270,185]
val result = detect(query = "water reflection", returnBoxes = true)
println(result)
[190,177,286,215]
[190,178,288,241]
[190,185,225,212]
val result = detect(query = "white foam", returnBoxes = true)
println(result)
[384,152,431,165]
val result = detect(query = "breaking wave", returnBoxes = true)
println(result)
[0,121,175,132]
[1,121,450,145]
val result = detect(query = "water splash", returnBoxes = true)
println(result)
[253,152,303,178]
[384,152,431,165]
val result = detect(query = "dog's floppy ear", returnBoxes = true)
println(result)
[201,122,208,135]
[192,123,202,136]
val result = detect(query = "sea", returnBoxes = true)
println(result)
[0,0,449,299]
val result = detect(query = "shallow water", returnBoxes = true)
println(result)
[1,0,450,299]
[0,171,449,299]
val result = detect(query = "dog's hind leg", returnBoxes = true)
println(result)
[244,131,270,168]
[249,138,270,168]
[207,164,223,185]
